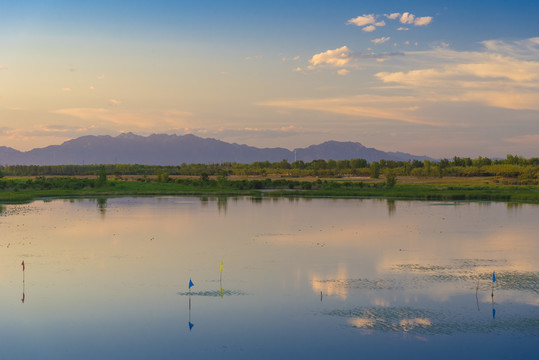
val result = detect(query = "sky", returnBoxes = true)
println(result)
[1,0,538,158]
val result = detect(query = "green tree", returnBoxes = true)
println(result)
[156,171,169,183]
[97,166,107,187]
[200,172,210,183]
[384,169,397,188]
[370,161,380,179]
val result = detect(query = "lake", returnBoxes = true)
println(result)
[1,197,538,359]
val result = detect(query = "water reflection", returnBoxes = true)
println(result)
[188,294,194,331]
[387,199,396,216]
[0,197,537,359]
[21,260,25,304]
[96,197,107,216]
[217,197,228,213]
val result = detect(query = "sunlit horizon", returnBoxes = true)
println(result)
[1,1,538,158]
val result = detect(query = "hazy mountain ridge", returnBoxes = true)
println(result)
[0,133,433,165]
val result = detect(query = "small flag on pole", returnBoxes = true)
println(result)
[493,272,496,283]
[189,279,194,289]
[21,261,25,271]
[220,261,223,273]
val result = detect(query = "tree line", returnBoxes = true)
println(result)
[0,155,537,182]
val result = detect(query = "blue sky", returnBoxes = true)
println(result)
[1,0,538,157]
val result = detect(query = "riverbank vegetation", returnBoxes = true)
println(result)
[1,172,537,203]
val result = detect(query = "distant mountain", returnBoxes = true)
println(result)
[0,133,433,165]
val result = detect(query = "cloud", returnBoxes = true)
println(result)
[347,14,376,27]
[481,37,539,59]
[109,99,121,106]
[308,47,404,71]
[52,107,193,130]
[293,67,303,72]
[414,16,432,26]
[399,12,433,26]
[362,25,377,32]
[348,12,432,32]
[372,37,391,44]
[0,66,7,70]
[374,39,539,111]
[292,55,300,61]
[347,14,386,32]
[504,134,539,145]
[337,69,349,76]
[97,74,105,80]
[308,46,404,71]
[399,12,415,24]
[258,94,439,126]
[309,46,351,68]
[245,55,262,61]
[61,88,72,92]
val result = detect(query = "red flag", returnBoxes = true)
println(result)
[21,261,25,271]
[21,292,25,304]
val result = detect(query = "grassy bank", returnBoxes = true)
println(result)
[0,176,538,203]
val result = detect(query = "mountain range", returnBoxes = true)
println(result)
[0,133,433,165]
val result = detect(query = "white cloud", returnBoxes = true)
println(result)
[362,25,377,32]
[292,56,300,61]
[349,12,432,33]
[414,16,432,26]
[308,46,351,68]
[481,37,539,59]
[400,12,415,24]
[293,67,303,72]
[372,37,391,44]
[347,14,376,27]
[97,74,105,80]
[397,27,409,31]
[337,69,350,76]
[308,46,403,71]
[374,39,539,111]
[109,99,121,106]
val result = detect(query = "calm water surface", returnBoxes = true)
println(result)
[1,197,538,359]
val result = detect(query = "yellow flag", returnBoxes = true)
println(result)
[220,261,223,273]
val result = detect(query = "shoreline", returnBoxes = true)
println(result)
[1,177,537,204]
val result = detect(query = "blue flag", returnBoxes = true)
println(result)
[492,308,496,320]
[189,321,194,331]
[189,279,194,289]
[493,272,496,283]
